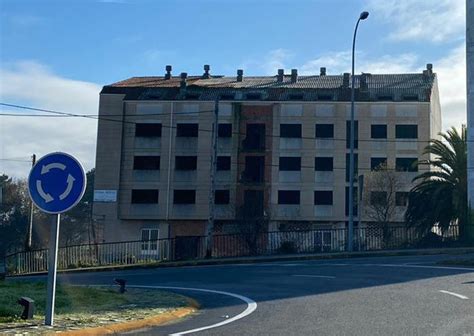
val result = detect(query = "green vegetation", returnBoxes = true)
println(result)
[406,127,468,239]
[0,280,188,323]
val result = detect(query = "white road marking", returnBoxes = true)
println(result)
[292,274,336,279]
[439,290,469,300]
[361,263,474,271]
[128,285,257,336]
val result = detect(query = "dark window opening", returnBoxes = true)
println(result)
[370,191,387,206]
[315,124,334,138]
[220,93,234,100]
[371,124,387,139]
[173,190,196,204]
[243,156,265,182]
[371,157,387,171]
[217,156,231,171]
[317,94,333,101]
[396,158,418,172]
[218,123,232,137]
[131,189,159,204]
[185,93,200,100]
[176,123,198,137]
[396,192,409,206]
[377,95,393,101]
[278,190,300,205]
[288,93,304,100]
[345,187,358,216]
[279,157,301,171]
[280,124,302,138]
[403,95,418,101]
[175,156,197,170]
[396,125,418,139]
[243,124,265,150]
[135,123,162,137]
[215,190,230,205]
[315,157,333,171]
[346,153,358,182]
[314,191,333,205]
[133,156,160,170]
[346,120,359,149]
[246,93,262,100]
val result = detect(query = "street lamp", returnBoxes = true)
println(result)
[348,11,369,252]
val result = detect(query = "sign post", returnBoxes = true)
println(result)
[45,214,60,325]
[27,152,86,326]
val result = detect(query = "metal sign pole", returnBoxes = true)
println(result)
[45,213,60,326]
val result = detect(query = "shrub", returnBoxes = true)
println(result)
[277,241,297,254]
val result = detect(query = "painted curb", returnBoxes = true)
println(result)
[55,298,199,335]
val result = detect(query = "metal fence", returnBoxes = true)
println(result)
[5,225,461,275]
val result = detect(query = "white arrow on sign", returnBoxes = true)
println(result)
[41,163,66,174]
[36,180,54,203]
[59,174,75,200]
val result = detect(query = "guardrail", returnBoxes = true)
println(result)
[5,225,460,275]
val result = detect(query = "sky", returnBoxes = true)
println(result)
[0,0,468,178]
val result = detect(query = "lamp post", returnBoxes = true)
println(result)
[348,11,369,252]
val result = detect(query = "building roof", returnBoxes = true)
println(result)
[102,70,437,102]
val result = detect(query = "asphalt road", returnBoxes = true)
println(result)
[15,254,474,335]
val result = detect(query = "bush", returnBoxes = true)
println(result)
[277,241,297,254]
[415,232,443,248]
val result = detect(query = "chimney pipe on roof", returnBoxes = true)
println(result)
[423,63,433,77]
[343,73,350,88]
[203,64,210,79]
[320,67,326,76]
[165,65,172,80]
[291,69,298,83]
[237,69,243,82]
[180,72,187,91]
[277,69,284,82]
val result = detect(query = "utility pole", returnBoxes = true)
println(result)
[26,153,36,250]
[205,98,219,258]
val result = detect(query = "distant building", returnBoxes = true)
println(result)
[93,65,441,244]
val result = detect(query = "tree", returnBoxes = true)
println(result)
[405,127,468,239]
[361,164,402,247]
[0,175,49,255]
[235,201,269,255]
[59,169,95,246]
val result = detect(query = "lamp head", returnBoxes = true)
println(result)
[360,11,369,20]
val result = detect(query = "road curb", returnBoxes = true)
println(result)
[8,246,474,277]
[56,298,199,335]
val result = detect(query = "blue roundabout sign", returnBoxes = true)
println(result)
[28,152,86,214]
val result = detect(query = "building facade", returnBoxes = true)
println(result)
[93,65,441,243]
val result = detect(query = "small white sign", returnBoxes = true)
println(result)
[94,190,117,202]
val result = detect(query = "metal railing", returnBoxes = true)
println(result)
[5,225,461,275]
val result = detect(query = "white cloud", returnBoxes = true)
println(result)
[299,51,419,75]
[366,0,465,43]
[299,46,466,130]
[262,49,294,75]
[434,45,466,130]
[0,61,101,178]
[239,48,294,75]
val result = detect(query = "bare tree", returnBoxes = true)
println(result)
[235,202,269,256]
[361,164,403,247]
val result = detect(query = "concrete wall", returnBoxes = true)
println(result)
[94,96,438,242]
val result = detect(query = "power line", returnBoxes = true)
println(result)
[0,102,467,145]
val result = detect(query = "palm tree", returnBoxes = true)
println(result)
[405,127,468,239]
